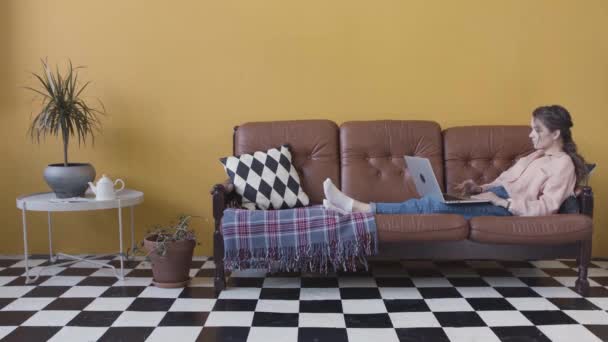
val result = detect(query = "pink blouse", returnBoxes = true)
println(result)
[480,150,577,216]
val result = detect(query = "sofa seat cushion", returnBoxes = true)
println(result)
[469,214,592,244]
[375,214,468,242]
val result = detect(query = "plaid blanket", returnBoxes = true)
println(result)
[221,205,378,273]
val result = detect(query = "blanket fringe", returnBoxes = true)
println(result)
[224,231,378,273]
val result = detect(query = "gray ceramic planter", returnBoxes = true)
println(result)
[44,163,96,198]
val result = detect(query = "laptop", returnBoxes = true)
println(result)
[404,156,491,204]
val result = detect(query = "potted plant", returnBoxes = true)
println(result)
[26,58,105,198]
[141,215,199,288]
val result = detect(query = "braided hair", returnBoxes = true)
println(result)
[532,105,588,185]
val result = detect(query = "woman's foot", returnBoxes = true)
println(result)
[323,199,349,215]
[323,178,354,212]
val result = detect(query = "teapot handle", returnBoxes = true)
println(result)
[114,179,125,193]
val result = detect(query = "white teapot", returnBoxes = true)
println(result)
[88,175,125,200]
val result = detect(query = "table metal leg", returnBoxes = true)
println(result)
[21,204,36,284]
[130,206,135,259]
[118,200,125,279]
[47,211,54,263]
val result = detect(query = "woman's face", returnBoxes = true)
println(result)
[529,117,560,150]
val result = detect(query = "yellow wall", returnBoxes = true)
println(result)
[1,0,607,257]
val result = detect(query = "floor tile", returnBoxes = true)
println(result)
[341,299,386,314]
[535,287,582,299]
[494,286,540,298]
[339,287,381,299]
[0,298,14,310]
[47,327,107,342]
[77,276,118,286]
[252,312,299,327]
[246,327,297,342]
[218,287,261,300]
[586,325,608,341]
[97,327,154,342]
[22,310,80,326]
[443,327,500,342]
[338,277,377,288]
[144,327,202,342]
[344,313,392,328]
[259,288,300,300]
[347,327,399,342]
[126,298,175,311]
[482,276,527,287]
[262,277,301,288]
[255,299,300,313]
[395,327,450,342]
[138,286,183,298]
[111,311,166,326]
[67,311,122,327]
[300,277,339,288]
[297,327,348,342]
[477,310,534,327]
[85,298,135,311]
[22,286,70,298]
[456,286,502,298]
[213,299,258,311]
[412,277,452,288]
[159,311,208,326]
[60,286,108,298]
[549,298,601,310]
[448,277,489,287]
[0,311,36,326]
[1,297,55,311]
[204,311,254,327]
[299,300,343,313]
[433,311,486,327]
[521,310,578,325]
[538,324,603,342]
[100,286,146,297]
[378,287,422,300]
[491,326,551,342]
[179,287,217,299]
[374,277,414,287]
[299,287,341,300]
[466,298,516,311]
[418,287,462,299]
[425,298,473,312]
[40,276,86,286]
[520,277,564,287]
[0,326,61,342]
[389,312,440,328]
[169,298,216,312]
[507,297,560,311]
[57,268,98,276]
[196,326,249,342]
[384,299,429,312]
[298,313,346,328]
[564,310,608,325]
[43,298,95,311]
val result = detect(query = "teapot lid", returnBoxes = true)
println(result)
[98,174,112,183]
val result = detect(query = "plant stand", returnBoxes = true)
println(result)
[16,189,144,284]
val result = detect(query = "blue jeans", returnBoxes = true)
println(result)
[370,186,513,220]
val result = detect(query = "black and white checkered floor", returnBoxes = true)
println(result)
[2,256,608,342]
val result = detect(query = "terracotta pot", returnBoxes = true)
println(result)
[144,236,195,288]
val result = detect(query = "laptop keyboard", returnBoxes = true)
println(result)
[443,193,467,201]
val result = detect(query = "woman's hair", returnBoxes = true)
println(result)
[532,105,588,185]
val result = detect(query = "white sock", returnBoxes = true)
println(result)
[323,199,349,215]
[323,178,354,212]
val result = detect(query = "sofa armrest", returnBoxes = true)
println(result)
[576,186,594,218]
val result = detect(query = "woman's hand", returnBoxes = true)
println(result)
[471,192,508,207]
[455,179,482,196]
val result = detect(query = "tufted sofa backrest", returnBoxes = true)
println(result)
[340,121,444,203]
[443,126,534,194]
[234,120,340,205]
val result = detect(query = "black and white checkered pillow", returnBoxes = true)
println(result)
[220,145,310,210]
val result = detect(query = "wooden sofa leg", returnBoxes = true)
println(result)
[214,230,226,296]
[575,239,592,296]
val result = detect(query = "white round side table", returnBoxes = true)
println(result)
[16,189,144,284]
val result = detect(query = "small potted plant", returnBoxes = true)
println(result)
[26,58,105,198]
[141,215,199,288]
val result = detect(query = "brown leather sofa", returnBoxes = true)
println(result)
[211,120,594,295]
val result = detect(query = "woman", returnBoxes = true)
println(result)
[323,105,588,219]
